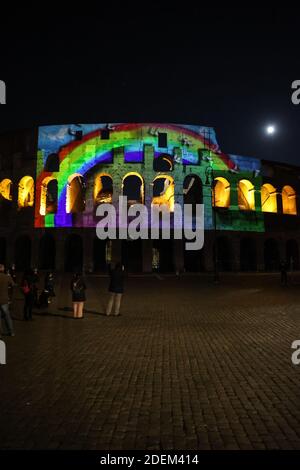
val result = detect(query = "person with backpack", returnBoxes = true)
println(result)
[70,272,86,318]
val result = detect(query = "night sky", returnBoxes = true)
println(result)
[1,5,300,165]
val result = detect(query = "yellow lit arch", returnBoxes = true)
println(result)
[94,173,113,204]
[66,173,86,213]
[261,184,277,213]
[18,176,34,208]
[0,179,12,201]
[122,172,144,205]
[282,185,297,215]
[238,179,255,211]
[152,175,175,212]
[40,177,58,215]
[213,177,230,208]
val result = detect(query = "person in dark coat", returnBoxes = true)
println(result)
[279,260,288,286]
[106,262,125,316]
[70,272,86,318]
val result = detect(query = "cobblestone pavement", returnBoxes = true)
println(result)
[1,273,300,450]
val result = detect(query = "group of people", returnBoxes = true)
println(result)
[70,262,125,318]
[0,262,125,336]
[0,265,56,337]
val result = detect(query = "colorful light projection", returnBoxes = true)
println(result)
[35,123,236,228]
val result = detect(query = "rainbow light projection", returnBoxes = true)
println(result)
[35,123,264,232]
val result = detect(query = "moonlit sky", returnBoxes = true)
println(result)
[1,6,300,165]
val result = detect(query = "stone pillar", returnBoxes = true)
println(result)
[83,230,94,273]
[142,239,152,273]
[112,239,122,265]
[31,232,40,269]
[231,236,240,272]
[173,239,184,273]
[256,237,265,271]
[55,236,65,272]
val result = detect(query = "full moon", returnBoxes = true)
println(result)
[266,125,276,135]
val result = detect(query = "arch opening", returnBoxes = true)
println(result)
[238,179,255,211]
[261,184,277,213]
[18,176,34,209]
[213,177,230,208]
[282,185,297,215]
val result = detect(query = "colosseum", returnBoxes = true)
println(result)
[0,122,299,273]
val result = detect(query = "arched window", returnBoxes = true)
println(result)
[45,153,59,172]
[122,173,144,206]
[94,174,113,204]
[18,176,34,208]
[238,179,255,211]
[66,174,86,213]
[152,175,174,212]
[153,154,173,172]
[40,177,58,215]
[0,179,12,201]
[261,184,277,213]
[282,185,297,215]
[213,177,230,208]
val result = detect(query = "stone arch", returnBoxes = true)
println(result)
[40,177,58,215]
[282,185,297,215]
[18,176,34,208]
[240,237,257,271]
[122,172,144,206]
[64,234,83,272]
[152,175,174,212]
[264,238,280,271]
[238,179,255,211]
[45,153,59,172]
[66,174,86,213]
[261,183,277,213]
[213,177,230,208]
[39,233,56,270]
[94,173,113,204]
[14,235,31,271]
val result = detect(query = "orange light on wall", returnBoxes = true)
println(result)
[18,176,34,208]
[152,175,175,212]
[261,184,277,213]
[0,179,12,201]
[213,177,230,208]
[238,179,255,211]
[66,173,86,213]
[94,173,113,204]
[282,185,297,215]
[40,177,58,215]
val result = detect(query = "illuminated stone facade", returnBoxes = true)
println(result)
[0,124,300,273]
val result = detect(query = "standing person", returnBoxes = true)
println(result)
[44,272,55,305]
[106,263,125,316]
[22,269,35,321]
[279,260,288,286]
[70,272,86,318]
[0,264,15,336]
[32,268,39,306]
